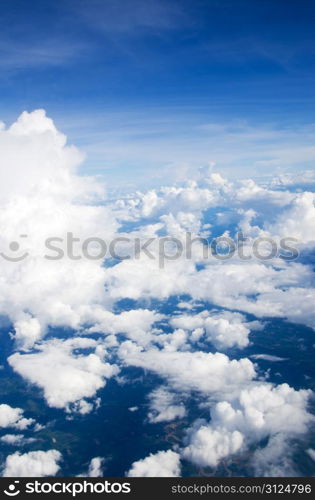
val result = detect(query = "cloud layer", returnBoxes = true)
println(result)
[0,110,314,477]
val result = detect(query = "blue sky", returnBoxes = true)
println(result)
[1,0,315,189]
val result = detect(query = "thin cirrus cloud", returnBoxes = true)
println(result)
[0,38,89,71]
[73,0,187,34]
[55,110,315,187]
[0,0,186,74]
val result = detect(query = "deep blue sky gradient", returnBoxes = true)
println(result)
[1,0,315,187]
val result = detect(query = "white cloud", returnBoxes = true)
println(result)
[0,109,82,202]
[250,354,287,362]
[0,109,314,477]
[84,308,163,346]
[13,317,42,350]
[182,422,244,468]
[148,387,186,423]
[171,310,259,349]
[2,449,61,477]
[87,457,104,477]
[118,341,255,395]
[271,170,315,189]
[127,450,181,477]
[0,404,34,430]
[182,383,313,472]
[252,435,298,477]
[0,434,36,446]
[266,192,315,245]
[235,179,294,206]
[104,238,315,330]
[75,400,94,415]
[0,110,118,349]
[8,338,119,410]
[1,112,307,343]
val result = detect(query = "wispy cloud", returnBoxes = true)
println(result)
[72,0,187,34]
[54,108,315,188]
[0,39,87,71]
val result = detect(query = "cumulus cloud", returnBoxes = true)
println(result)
[127,450,181,477]
[105,243,315,330]
[2,449,61,477]
[84,308,163,346]
[271,170,315,189]
[1,111,313,348]
[182,422,244,468]
[87,457,104,477]
[171,310,260,349]
[107,166,315,331]
[266,192,315,245]
[0,434,36,446]
[1,109,314,477]
[118,341,255,395]
[0,109,82,202]
[0,110,118,349]
[0,404,34,430]
[252,435,298,477]
[78,457,104,477]
[8,338,119,410]
[182,384,313,473]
